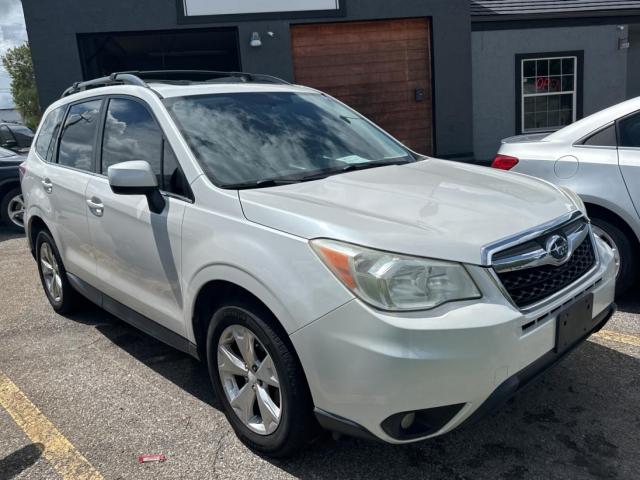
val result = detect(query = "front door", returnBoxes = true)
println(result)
[86,97,188,334]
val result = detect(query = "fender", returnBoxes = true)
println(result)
[185,263,298,343]
[581,194,640,243]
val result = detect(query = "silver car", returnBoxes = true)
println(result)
[494,97,640,295]
[22,72,616,456]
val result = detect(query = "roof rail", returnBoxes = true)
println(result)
[61,70,291,99]
[123,70,291,85]
[61,73,150,98]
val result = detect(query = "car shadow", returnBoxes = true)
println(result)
[66,307,639,479]
[0,225,25,243]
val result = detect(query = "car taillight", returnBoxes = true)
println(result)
[18,162,27,181]
[491,154,519,170]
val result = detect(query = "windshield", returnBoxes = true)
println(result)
[163,92,414,188]
[0,147,16,158]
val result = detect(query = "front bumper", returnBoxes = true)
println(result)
[290,237,617,444]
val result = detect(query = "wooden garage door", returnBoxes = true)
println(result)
[291,18,433,155]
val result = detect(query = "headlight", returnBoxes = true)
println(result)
[559,186,586,214]
[310,239,481,311]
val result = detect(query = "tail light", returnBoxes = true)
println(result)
[491,154,519,170]
[18,161,27,181]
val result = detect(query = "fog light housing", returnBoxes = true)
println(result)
[381,404,465,440]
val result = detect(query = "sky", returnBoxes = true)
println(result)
[0,0,28,109]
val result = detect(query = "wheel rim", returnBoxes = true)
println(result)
[7,194,24,228]
[592,225,621,278]
[217,324,281,435]
[40,242,63,303]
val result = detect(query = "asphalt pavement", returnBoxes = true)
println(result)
[0,227,639,480]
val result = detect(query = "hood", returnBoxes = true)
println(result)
[239,159,576,265]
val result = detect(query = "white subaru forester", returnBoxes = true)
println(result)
[21,72,616,457]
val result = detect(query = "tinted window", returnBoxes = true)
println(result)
[164,92,413,187]
[619,113,640,148]
[0,126,13,145]
[34,107,65,160]
[101,98,162,175]
[582,124,617,147]
[58,100,102,171]
[9,125,34,147]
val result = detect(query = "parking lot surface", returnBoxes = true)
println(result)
[1,228,639,480]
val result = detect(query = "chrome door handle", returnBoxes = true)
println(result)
[42,178,53,194]
[86,197,104,217]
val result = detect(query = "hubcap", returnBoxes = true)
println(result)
[217,324,281,435]
[7,194,24,228]
[592,225,621,278]
[40,242,63,303]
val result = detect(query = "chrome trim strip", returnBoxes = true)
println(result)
[493,221,589,273]
[480,210,584,266]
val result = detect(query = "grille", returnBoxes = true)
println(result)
[495,236,596,308]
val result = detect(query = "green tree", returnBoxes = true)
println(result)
[1,42,40,130]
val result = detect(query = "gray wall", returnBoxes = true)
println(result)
[21,0,474,158]
[627,24,640,98]
[472,24,629,162]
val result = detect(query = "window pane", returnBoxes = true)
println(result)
[582,124,617,147]
[559,109,573,126]
[524,113,535,130]
[547,110,560,127]
[549,76,562,92]
[535,77,549,93]
[535,96,548,111]
[535,112,547,129]
[548,96,560,110]
[58,100,102,171]
[35,108,65,160]
[524,97,535,114]
[550,59,561,75]
[523,60,535,77]
[536,59,549,76]
[523,77,537,94]
[562,75,575,92]
[560,94,573,109]
[101,99,162,177]
[562,58,575,75]
[619,114,640,147]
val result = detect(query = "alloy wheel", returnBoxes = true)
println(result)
[40,242,63,303]
[217,324,282,435]
[592,225,621,278]
[7,194,24,228]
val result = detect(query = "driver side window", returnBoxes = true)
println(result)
[101,98,187,196]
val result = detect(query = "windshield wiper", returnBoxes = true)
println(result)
[219,178,301,190]
[298,158,415,182]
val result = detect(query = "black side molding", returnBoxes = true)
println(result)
[66,273,199,360]
[314,408,381,443]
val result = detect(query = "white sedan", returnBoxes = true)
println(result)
[493,97,640,294]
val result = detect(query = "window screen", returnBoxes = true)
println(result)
[521,56,578,133]
[58,100,102,171]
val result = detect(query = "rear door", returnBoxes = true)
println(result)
[45,98,103,283]
[85,96,190,334]
[616,112,640,216]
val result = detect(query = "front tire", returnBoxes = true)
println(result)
[591,217,636,296]
[35,230,83,314]
[206,301,316,457]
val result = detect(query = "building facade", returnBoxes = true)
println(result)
[21,0,474,159]
[471,1,640,161]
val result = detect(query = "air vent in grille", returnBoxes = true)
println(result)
[494,233,596,309]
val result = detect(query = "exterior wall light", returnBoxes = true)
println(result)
[250,32,262,47]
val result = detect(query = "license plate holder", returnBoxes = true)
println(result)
[555,293,594,354]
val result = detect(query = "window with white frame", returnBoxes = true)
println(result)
[520,55,578,133]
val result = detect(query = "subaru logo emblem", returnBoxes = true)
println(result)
[545,235,570,263]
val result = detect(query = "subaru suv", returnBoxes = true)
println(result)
[21,71,616,457]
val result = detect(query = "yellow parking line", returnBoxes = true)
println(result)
[592,330,640,348]
[0,370,103,480]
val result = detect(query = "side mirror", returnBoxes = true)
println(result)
[107,161,166,214]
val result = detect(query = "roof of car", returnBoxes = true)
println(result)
[147,81,317,98]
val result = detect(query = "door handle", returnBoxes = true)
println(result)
[86,197,104,217]
[42,178,53,194]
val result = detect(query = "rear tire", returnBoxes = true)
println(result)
[206,300,316,457]
[1,187,24,231]
[35,230,83,314]
[591,216,636,296]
